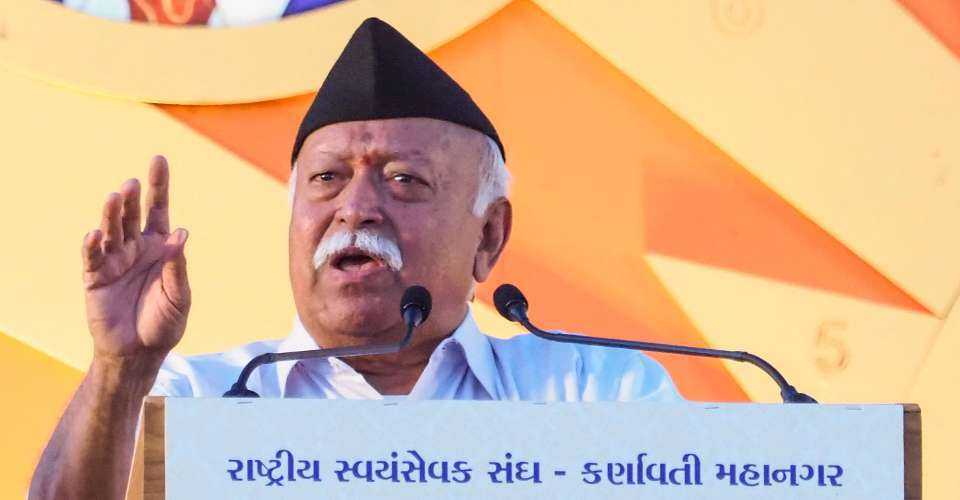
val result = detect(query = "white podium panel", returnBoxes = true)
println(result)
[161,399,903,499]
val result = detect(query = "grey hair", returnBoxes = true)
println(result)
[472,136,510,216]
[289,136,510,216]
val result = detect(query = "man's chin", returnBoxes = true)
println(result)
[316,295,402,337]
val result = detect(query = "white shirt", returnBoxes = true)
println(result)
[150,309,681,402]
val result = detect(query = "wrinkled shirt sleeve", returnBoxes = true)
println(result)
[577,344,684,402]
[148,353,195,398]
[622,352,683,402]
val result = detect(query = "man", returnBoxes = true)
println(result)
[29,18,680,499]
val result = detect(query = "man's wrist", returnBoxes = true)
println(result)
[88,352,166,397]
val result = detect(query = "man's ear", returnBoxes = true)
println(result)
[473,198,512,283]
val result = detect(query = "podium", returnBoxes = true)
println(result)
[126,397,920,499]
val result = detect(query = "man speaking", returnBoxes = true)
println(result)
[29,18,679,499]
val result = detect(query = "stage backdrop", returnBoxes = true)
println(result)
[0,0,957,497]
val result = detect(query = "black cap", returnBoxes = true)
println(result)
[291,17,505,166]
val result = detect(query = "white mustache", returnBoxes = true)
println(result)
[313,229,403,272]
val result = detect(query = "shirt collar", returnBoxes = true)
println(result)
[448,306,502,398]
[275,306,502,398]
[274,315,321,396]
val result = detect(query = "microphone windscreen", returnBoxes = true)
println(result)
[493,283,527,320]
[401,285,432,323]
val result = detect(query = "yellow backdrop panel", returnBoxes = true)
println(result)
[0,67,293,370]
[647,254,941,403]
[908,298,960,500]
[0,333,82,499]
[536,0,960,316]
[0,0,510,103]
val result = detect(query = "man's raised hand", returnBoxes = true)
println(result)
[81,156,191,363]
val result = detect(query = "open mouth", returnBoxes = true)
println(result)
[331,248,385,272]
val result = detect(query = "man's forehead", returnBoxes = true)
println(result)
[300,118,482,160]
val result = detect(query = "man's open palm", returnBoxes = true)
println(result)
[81,156,190,360]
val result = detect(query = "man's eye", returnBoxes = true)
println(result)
[313,172,336,182]
[392,173,416,184]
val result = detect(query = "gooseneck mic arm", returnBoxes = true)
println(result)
[493,284,816,404]
[223,285,432,397]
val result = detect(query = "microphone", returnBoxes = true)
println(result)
[493,284,816,404]
[223,285,432,397]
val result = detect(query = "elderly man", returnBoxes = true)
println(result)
[29,18,679,499]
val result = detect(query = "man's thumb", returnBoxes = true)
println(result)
[161,228,190,309]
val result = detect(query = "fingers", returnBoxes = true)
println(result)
[100,193,123,253]
[144,155,170,235]
[82,230,105,272]
[120,178,141,242]
[161,228,191,312]
[90,156,168,258]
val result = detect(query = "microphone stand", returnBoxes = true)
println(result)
[502,300,816,404]
[222,324,416,397]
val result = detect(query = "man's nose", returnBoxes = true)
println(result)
[335,173,384,229]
